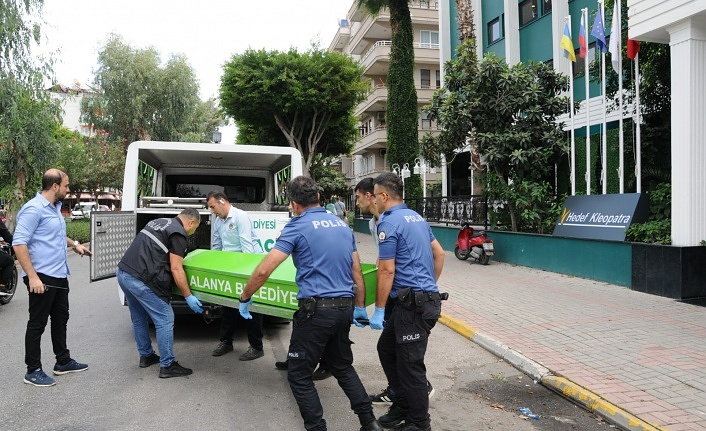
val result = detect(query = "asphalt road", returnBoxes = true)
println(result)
[0,251,615,431]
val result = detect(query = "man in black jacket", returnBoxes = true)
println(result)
[0,217,14,293]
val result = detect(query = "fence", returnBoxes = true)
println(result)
[355,195,490,228]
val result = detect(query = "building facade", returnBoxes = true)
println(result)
[329,0,442,193]
[48,81,97,137]
[440,0,706,246]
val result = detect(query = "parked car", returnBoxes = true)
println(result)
[71,203,112,220]
[71,202,96,220]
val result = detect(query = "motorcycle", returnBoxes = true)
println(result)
[454,221,494,265]
[0,242,18,305]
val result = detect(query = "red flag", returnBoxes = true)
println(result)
[578,14,587,58]
[627,38,640,60]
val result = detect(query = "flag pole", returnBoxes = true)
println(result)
[583,7,591,195]
[600,0,607,194]
[567,15,576,196]
[617,0,624,193]
[635,51,641,193]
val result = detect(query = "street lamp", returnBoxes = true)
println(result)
[413,158,437,199]
[391,163,411,199]
[212,130,222,144]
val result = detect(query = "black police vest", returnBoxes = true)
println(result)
[118,217,187,301]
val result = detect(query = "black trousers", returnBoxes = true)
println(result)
[219,305,264,350]
[377,300,440,428]
[0,251,13,286]
[288,306,373,431]
[24,274,71,373]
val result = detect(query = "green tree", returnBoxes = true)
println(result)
[358,0,421,198]
[220,47,367,176]
[55,128,126,196]
[82,34,221,144]
[0,0,61,224]
[309,155,350,200]
[425,45,570,231]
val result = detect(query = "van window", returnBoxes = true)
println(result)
[164,175,266,204]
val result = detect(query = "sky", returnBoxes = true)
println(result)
[40,0,354,142]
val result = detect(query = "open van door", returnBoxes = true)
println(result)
[90,211,136,282]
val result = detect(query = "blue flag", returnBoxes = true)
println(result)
[591,8,607,53]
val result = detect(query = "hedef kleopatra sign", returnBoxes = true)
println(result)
[553,193,649,241]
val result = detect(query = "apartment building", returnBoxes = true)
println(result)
[329,0,442,192]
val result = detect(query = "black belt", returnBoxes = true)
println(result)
[298,297,354,308]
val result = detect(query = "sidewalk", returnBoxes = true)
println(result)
[354,232,706,431]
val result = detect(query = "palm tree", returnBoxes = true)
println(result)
[357,0,421,198]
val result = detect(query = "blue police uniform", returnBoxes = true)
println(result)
[274,206,375,431]
[376,203,441,430]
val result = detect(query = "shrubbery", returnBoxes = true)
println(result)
[66,219,91,243]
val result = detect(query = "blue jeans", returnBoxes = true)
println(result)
[117,268,175,367]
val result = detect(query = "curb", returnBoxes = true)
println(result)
[438,311,669,431]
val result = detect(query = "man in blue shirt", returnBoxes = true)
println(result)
[239,176,382,431]
[368,172,445,431]
[206,191,265,361]
[13,169,93,387]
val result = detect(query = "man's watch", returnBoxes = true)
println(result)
[239,295,250,302]
[73,240,80,249]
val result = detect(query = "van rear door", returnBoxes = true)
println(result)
[90,211,136,282]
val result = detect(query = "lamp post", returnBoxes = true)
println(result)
[391,163,411,199]
[413,157,437,199]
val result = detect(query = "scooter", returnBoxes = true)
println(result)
[0,242,17,305]
[454,221,494,265]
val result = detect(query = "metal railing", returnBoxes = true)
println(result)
[356,195,490,229]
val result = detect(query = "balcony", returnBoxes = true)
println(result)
[329,20,351,51]
[358,41,439,76]
[355,85,388,117]
[353,125,387,155]
[346,1,438,55]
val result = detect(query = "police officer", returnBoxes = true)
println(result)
[354,178,435,406]
[117,208,204,378]
[369,172,445,431]
[239,176,382,431]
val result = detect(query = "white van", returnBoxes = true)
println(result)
[89,141,303,314]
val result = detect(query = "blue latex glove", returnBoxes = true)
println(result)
[239,297,253,319]
[369,307,385,330]
[185,295,203,314]
[352,306,369,328]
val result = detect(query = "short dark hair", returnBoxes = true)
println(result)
[42,169,67,191]
[288,176,319,207]
[206,190,228,203]
[355,177,374,194]
[180,208,201,223]
[373,172,403,199]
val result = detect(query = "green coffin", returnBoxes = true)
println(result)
[181,249,378,319]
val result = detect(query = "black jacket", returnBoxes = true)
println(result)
[0,219,12,244]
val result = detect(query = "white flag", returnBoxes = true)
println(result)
[609,1,621,73]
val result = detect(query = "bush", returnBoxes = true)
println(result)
[625,183,671,244]
[66,219,91,243]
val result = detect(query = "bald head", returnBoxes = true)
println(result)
[42,169,67,191]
